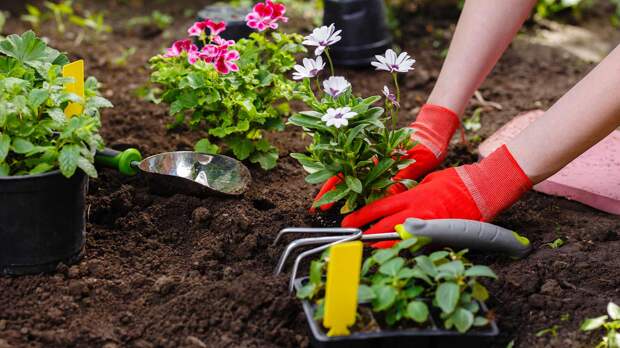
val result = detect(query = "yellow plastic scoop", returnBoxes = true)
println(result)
[323,241,363,337]
[62,59,84,117]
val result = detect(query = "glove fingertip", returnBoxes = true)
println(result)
[320,202,335,211]
[371,241,397,249]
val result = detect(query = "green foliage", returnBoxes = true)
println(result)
[534,0,591,20]
[545,237,565,249]
[127,10,173,31]
[581,302,620,348]
[150,31,305,170]
[289,85,415,213]
[20,1,111,37]
[0,31,110,177]
[297,240,497,333]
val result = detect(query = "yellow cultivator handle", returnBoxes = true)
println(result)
[62,59,85,117]
[323,241,363,337]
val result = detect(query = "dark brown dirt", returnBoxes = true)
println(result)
[1,1,619,348]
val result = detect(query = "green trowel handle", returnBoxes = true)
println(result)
[95,148,142,176]
[396,218,532,258]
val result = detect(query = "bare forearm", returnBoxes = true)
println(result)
[427,0,537,116]
[508,44,620,184]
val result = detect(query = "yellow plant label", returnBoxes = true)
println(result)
[323,241,363,337]
[62,60,84,117]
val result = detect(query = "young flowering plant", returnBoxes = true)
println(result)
[289,28,417,213]
[0,31,110,177]
[149,0,305,170]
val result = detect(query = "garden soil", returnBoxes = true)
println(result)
[1,1,619,348]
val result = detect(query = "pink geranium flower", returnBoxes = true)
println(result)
[245,0,288,31]
[188,19,227,37]
[214,50,240,74]
[212,35,235,48]
[164,39,194,57]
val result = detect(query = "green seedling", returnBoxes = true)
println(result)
[0,11,8,36]
[0,31,112,177]
[20,4,44,30]
[69,11,112,36]
[127,10,173,31]
[580,302,620,348]
[44,0,74,33]
[112,47,137,67]
[536,324,560,337]
[298,240,498,333]
[546,238,565,249]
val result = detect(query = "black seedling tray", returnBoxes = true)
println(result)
[294,278,499,348]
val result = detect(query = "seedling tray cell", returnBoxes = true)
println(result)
[295,278,499,348]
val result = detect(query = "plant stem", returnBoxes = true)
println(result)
[392,73,400,130]
[325,48,335,77]
[315,77,322,96]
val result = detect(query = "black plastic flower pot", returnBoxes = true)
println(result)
[197,5,253,42]
[323,0,393,67]
[0,170,88,275]
[295,278,499,348]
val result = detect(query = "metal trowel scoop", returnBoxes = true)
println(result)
[95,148,251,196]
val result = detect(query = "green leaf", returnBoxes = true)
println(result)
[309,260,323,285]
[0,31,67,76]
[372,285,397,312]
[437,261,465,277]
[608,302,620,320]
[312,184,350,207]
[395,237,418,251]
[12,138,34,154]
[58,144,80,178]
[47,108,67,123]
[465,265,498,279]
[580,315,608,331]
[451,308,474,333]
[406,301,429,323]
[471,281,490,302]
[473,316,489,327]
[29,162,54,175]
[404,285,424,299]
[0,162,9,176]
[77,156,97,178]
[436,282,460,314]
[364,157,395,185]
[358,284,375,303]
[250,148,279,170]
[0,133,10,162]
[345,176,362,193]
[296,282,316,299]
[305,169,335,184]
[85,96,113,109]
[414,255,437,277]
[429,251,450,262]
[372,249,397,265]
[228,138,254,160]
[194,138,220,154]
[361,257,375,276]
[28,88,48,108]
[379,257,405,277]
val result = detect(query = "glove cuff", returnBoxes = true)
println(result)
[455,145,532,221]
[410,104,460,159]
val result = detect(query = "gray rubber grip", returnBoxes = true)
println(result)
[403,218,532,258]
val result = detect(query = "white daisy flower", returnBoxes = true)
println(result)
[321,107,358,128]
[292,56,325,80]
[322,76,351,98]
[302,23,342,56]
[371,49,415,73]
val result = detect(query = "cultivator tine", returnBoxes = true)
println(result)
[273,227,361,275]
[287,229,363,292]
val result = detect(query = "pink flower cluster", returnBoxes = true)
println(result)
[164,21,239,74]
[163,0,289,74]
[245,0,288,31]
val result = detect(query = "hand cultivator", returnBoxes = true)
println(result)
[273,218,531,291]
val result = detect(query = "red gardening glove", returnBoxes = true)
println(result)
[342,145,532,248]
[388,104,460,194]
[311,104,460,211]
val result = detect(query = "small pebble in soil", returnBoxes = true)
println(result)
[0,320,6,330]
[0,339,11,348]
[102,343,119,348]
[67,265,81,279]
[153,276,176,295]
[540,279,562,296]
[191,207,211,225]
[185,336,207,348]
